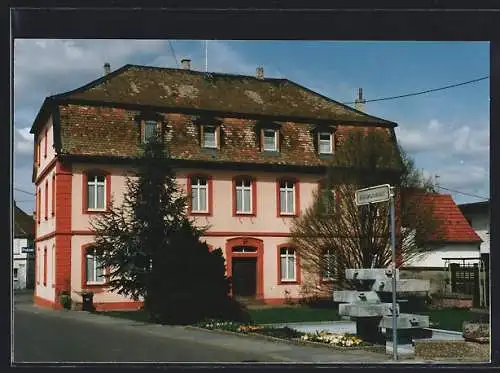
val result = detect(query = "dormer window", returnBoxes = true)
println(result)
[143,120,158,143]
[203,125,217,148]
[263,129,278,152]
[196,117,222,150]
[312,125,336,155]
[318,132,333,154]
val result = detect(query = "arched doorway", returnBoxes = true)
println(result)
[225,237,264,300]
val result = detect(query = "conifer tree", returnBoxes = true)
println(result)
[91,130,247,324]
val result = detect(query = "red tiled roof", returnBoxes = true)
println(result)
[413,193,482,244]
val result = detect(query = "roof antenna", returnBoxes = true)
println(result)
[205,40,208,74]
[204,40,213,80]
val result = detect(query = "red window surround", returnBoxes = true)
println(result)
[44,180,48,220]
[80,244,107,293]
[82,170,111,214]
[232,176,257,217]
[186,174,213,216]
[276,244,301,285]
[38,140,41,165]
[43,247,47,286]
[36,247,39,284]
[44,128,48,158]
[51,174,55,216]
[34,142,38,166]
[275,177,301,217]
[37,188,41,224]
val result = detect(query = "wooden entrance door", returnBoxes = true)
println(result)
[232,257,257,297]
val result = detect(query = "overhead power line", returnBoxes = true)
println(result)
[438,185,489,201]
[168,40,179,68]
[14,187,35,196]
[342,76,489,105]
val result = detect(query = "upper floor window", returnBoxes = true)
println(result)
[87,174,106,211]
[44,128,48,158]
[190,176,208,213]
[322,248,336,281]
[37,188,41,224]
[278,179,299,216]
[85,247,105,285]
[263,129,278,152]
[318,132,333,154]
[320,188,336,215]
[143,120,158,143]
[234,177,255,215]
[203,125,217,148]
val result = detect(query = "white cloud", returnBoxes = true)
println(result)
[397,119,489,158]
[14,127,33,155]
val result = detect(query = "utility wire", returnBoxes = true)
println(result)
[14,187,35,196]
[168,40,179,68]
[342,76,489,105]
[438,185,489,201]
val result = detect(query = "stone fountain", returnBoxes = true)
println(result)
[334,268,431,355]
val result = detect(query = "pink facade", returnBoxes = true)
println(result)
[31,64,402,310]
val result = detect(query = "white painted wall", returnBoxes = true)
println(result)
[13,238,32,290]
[462,211,489,254]
[406,243,481,268]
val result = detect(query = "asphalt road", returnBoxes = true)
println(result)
[13,293,276,363]
[12,292,389,364]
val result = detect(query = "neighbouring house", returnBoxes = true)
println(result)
[30,62,402,310]
[13,202,35,290]
[458,200,490,307]
[458,200,489,258]
[402,193,482,297]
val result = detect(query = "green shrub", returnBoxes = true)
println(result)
[59,293,72,310]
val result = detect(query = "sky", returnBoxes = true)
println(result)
[13,40,490,214]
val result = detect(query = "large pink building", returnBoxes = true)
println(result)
[31,62,400,310]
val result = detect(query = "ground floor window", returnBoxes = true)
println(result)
[85,248,105,285]
[13,268,18,280]
[322,248,336,281]
[280,247,297,282]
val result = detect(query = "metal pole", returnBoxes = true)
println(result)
[390,186,398,360]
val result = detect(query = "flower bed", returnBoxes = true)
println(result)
[194,319,373,350]
[300,331,364,347]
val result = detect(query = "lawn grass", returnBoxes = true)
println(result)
[420,308,475,332]
[248,307,341,324]
[98,306,473,332]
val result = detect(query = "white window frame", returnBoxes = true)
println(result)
[235,178,252,214]
[13,268,18,281]
[203,125,218,148]
[87,174,106,211]
[85,248,105,285]
[279,180,295,215]
[318,132,333,154]
[280,247,297,282]
[322,249,336,281]
[263,129,278,152]
[143,120,158,143]
[191,177,209,213]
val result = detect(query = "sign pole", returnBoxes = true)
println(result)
[390,186,398,360]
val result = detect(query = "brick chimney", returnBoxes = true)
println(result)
[354,88,365,112]
[181,59,191,70]
[256,67,264,80]
[104,62,111,75]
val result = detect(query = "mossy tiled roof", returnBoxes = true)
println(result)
[53,64,395,125]
[32,65,400,169]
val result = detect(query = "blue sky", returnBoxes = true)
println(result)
[13,40,489,213]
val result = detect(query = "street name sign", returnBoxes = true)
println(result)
[355,184,391,206]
